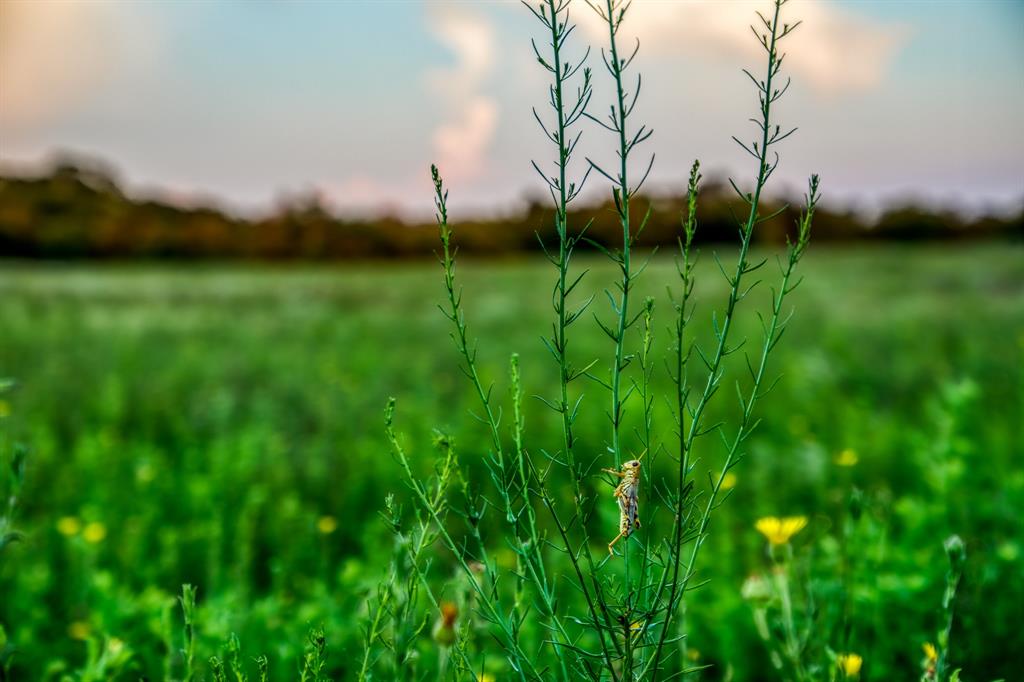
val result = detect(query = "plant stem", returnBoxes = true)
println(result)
[527,2,611,676]
[386,398,537,682]
[585,1,655,672]
[649,2,812,677]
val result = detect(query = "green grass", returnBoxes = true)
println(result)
[1,243,1022,680]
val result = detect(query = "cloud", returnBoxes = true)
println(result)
[425,6,500,181]
[577,1,908,95]
[0,1,160,130]
[432,97,499,182]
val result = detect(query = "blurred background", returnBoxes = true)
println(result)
[1,1,1022,680]
[1,0,1021,252]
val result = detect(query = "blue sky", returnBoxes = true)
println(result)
[1,0,1021,218]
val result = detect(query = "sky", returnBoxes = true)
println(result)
[1,0,1022,219]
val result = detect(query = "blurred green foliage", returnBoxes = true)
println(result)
[0,244,1021,679]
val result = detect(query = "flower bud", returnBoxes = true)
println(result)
[432,601,459,647]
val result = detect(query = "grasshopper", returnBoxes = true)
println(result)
[603,450,646,555]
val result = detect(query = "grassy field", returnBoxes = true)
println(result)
[1,243,1022,680]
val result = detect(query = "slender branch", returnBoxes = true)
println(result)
[526,1,604,675]
[648,2,812,678]
[386,397,540,682]
[585,0,656,676]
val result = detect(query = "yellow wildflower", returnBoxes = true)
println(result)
[922,642,938,677]
[83,522,107,544]
[481,675,496,682]
[57,516,82,537]
[108,637,125,655]
[837,653,862,677]
[68,621,91,640]
[316,516,338,534]
[755,516,808,545]
[835,449,859,467]
[721,471,737,490]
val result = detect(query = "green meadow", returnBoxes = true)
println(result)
[1,242,1022,679]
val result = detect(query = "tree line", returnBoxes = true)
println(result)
[1,158,1020,260]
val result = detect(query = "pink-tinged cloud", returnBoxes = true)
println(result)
[432,97,499,181]
[0,1,160,130]
[425,6,500,182]
[578,1,908,95]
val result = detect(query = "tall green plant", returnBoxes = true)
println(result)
[376,0,819,679]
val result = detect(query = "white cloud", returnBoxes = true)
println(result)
[577,0,908,95]
[425,6,500,181]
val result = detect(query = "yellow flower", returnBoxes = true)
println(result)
[721,471,737,490]
[755,516,808,545]
[68,621,91,640]
[480,675,496,682]
[835,449,859,467]
[837,653,862,677]
[922,642,937,662]
[316,516,338,534]
[83,522,107,544]
[108,637,125,655]
[57,516,82,536]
